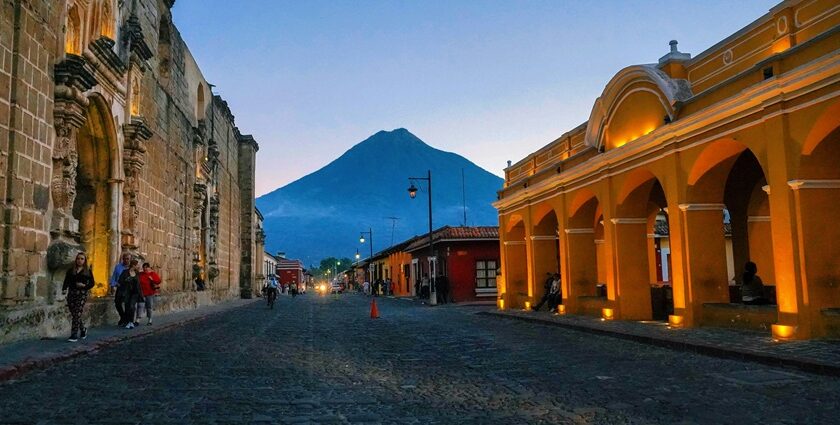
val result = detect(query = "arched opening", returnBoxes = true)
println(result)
[797,121,840,317]
[531,208,560,308]
[65,5,82,55]
[157,16,172,79]
[100,0,115,39]
[73,96,116,296]
[567,191,603,315]
[196,83,206,121]
[687,141,776,311]
[615,171,672,320]
[503,217,528,308]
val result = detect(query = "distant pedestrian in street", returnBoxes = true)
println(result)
[63,252,95,342]
[741,261,767,305]
[363,280,370,296]
[384,278,392,296]
[117,259,142,329]
[139,263,162,325]
[421,274,430,299]
[533,272,554,311]
[110,253,131,324]
[546,273,562,312]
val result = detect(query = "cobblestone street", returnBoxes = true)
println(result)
[1,294,837,424]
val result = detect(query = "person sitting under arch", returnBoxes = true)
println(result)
[741,261,766,305]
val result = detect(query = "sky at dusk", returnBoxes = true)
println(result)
[172,0,777,197]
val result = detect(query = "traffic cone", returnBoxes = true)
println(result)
[370,299,380,319]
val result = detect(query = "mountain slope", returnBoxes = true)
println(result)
[256,128,503,265]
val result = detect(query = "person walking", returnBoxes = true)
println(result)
[110,253,131,324]
[139,263,162,325]
[532,272,554,311]
[117,259,142,329]
[420,274,430,299]
[62,252,95,342]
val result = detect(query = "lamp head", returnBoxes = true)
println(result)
[408,182,418,199]
[359,235,365,243]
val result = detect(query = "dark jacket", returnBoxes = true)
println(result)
[117,269,142,300]
[63,267,95,292]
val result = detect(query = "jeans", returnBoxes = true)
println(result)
[144,295,156,320]
[114,293,126,324]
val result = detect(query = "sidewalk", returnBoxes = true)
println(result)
[481,309,840,376]
[0,298,257,382]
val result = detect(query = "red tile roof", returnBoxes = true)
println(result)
[404,226,499,252]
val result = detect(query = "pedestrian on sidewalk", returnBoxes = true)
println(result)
[139,263,162,325]
[62,252,95,342]
[532,272,554,311]
[117,259,142,329]
[110,253,131,325]
[421,274,430,299]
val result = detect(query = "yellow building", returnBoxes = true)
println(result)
[496,0,840,339]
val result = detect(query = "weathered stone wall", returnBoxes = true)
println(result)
[0,0,257,343]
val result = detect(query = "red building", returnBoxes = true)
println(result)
[405,226,499,303]
[276,258,304,287]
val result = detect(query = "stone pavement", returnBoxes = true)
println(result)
[0,297,257,382]
[1,294,838,424]
[482,308,840,376]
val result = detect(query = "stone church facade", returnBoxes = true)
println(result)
[0,0,259,342]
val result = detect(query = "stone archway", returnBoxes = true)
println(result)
[531,208,560,305]
[73,95,118,296]
[566,190,603,314]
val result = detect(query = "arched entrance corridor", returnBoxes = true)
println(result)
[73,96,118,296]
[565,191,603,315]
[686,141,776,323]
[531,208,560,306]
[614,171,672,321]
[503,218,527,308]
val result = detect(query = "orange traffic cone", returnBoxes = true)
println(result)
[370,299,380,319]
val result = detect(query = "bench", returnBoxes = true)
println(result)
[702,303,778,331]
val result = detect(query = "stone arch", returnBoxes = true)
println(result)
[196,82,206,121]
[73,94,119,296]
[614,169,672,320]
[584,65,692,151]
[532,207,560,302]
[565,189,603,308]
[65,4,82,54]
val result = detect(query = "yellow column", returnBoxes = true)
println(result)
[678,204,730,324]
[611,218,653,320]
[564,227,598,314]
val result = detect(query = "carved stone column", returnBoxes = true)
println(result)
[207,194,220,285]
[120,117,152,251]
[47,55,97,273]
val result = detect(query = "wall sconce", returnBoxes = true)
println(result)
[771,324,796,341]
[601,308,615,320]
[668,315,684,328]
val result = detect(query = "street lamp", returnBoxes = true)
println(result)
[408,170,436,306]
[355,249,360,260]
[359,227,373,283]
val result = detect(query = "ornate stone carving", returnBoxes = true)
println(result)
[121,117,152,250]
[51,55,97,239]
[89,36,126,78]
[122,13,154,62]
[207,193,220,284]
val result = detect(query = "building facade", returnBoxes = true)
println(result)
[0,0,258,342]
[406,226,499,303]
[496,0,840,339]
[277,258,304,288]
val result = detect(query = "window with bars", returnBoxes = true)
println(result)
[476,260,498,288]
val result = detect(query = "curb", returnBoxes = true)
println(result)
[478,311,840,377]
[0,300,257,383]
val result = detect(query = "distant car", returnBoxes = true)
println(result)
[330,281,343,294]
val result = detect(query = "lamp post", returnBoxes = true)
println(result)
[360,228,373,284]
[408,169,436,306]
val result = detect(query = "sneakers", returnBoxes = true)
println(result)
[147,319,152,325]
[68,335,78,342]
[124,322,134,329]
[80,328,87,340]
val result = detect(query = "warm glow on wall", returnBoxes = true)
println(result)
[498,298,505,310]
[668,315,684,328]
[772,324,796,340]
[556,304,566,315]
[601,308,614,320]
[524,301,531,311]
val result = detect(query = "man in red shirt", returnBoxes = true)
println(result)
[139,263,162,325]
